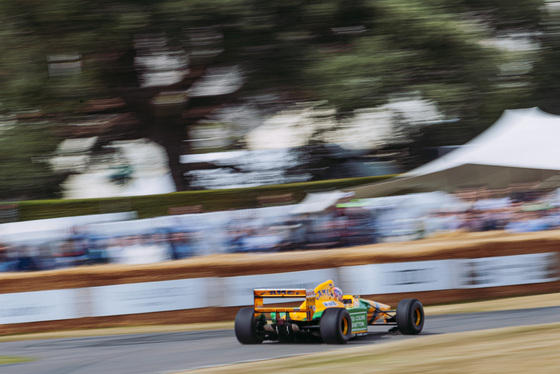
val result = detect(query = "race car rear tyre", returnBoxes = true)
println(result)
[320,307,352,344]
[235,307,264,344]
[396,299,424,335]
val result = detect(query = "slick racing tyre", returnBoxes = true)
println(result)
[396,298,424,335]
[320,307,352,344]
[235,307,264,344]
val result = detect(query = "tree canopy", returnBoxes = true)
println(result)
[0,0,553,200]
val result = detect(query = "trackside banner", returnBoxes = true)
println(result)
[338,260,457,295]
[0,289,77,324]
[456,252,560,288]
[91,278,219,316]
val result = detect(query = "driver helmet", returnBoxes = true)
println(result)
[332,287,343,302]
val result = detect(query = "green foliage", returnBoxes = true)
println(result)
[0,356,34,365]
[0,0,546,115]
[0,0,551,201]
[303,0,507,118]
[0,120,62,200]
[530,4,560,114]
[16,175,394,221]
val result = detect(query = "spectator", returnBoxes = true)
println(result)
[87,236,110,264]
[239,227,286,253]
[16,246,39,271]
[0,243,19,272]
[340,207,377,246]
[148,231,172,261]
[169,231,192,259]
[545,206,560,229]
[120,235,145,264]
[303,211,342,249]
[0,243,7,266]
[283,214,308,250]
[505,209,550,233]
[116,233,170,264]
[106,236,127,264]
[457,210,485,232]
[36,244,57,270]
[423,210,463,237]
[4,187,560,272]
[54,240,85,268]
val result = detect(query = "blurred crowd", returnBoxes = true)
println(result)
[2,187,560,273]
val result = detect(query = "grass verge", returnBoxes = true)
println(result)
[0,356,34,365]
[178,323,560,374]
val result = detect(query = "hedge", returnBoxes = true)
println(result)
[12,175,396,221]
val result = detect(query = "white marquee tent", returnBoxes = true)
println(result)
[349,107,560,198]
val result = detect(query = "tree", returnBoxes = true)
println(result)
[531,2,560,114]
[0,115,63,199]
[0,0,549,198]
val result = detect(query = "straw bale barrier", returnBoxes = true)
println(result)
[1,230,560,335]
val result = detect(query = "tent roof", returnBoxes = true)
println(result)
[348,107,560,198]
[411,107,560,173]
[292,190,354,214]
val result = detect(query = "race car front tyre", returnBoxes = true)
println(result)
[320,307,352,344]
[396,298,424,335]
[234,307,264,344]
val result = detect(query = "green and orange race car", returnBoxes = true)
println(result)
[235,279,424,344]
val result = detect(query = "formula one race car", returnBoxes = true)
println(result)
[235,279,424,344]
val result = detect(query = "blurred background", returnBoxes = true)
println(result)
[5,1,560,270]
[2,0,560,200]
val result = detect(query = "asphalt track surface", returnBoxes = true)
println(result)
[2,306,560,374]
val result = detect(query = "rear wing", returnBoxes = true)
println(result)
[253,289,316,320]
